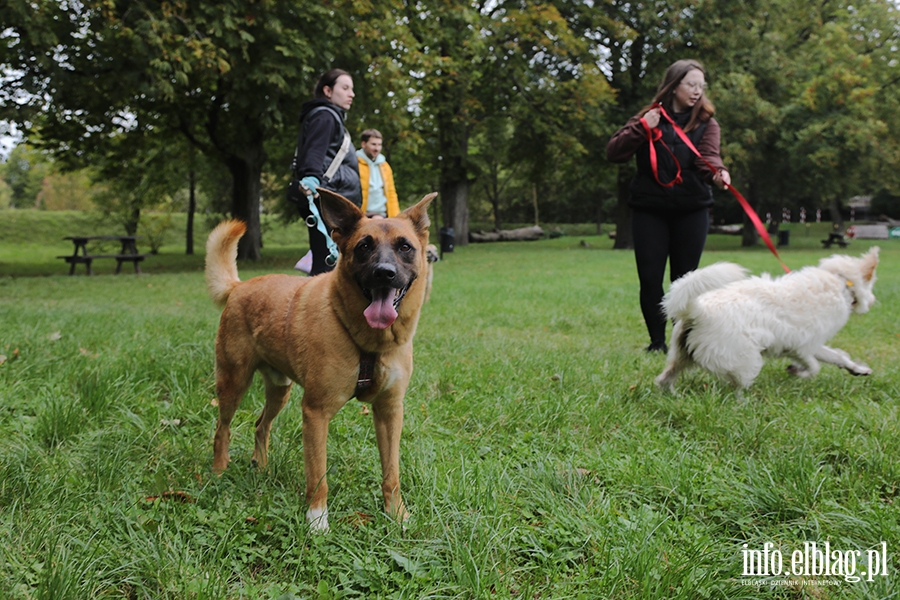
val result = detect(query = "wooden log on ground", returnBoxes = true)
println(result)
[709,224,743,235]
[469,226,545,243]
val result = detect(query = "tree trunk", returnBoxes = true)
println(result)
[829,195,845,231]
[125,203,140,236]
[491,194,501,231]
[186,169,196,255]
[613,164,633,249]
[227,149,265,260]
[441,177,469,247]
[486,161,502,231]
[435,69,470,246]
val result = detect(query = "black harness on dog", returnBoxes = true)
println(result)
[355,352,378,398]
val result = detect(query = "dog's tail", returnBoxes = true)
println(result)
[205,220,246,307]
[662,262,748,320]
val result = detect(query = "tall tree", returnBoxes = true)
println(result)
[400,0,613,244]
[0,0,374,259]
[696,0,900,240]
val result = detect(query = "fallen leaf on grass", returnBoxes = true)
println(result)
[360,405,370,415]
[0,348,21,365]
[79,347,98,358]
[210,398,219,407]
[48,331,62,341]
[340,511,373,528]
[160,418,181,427]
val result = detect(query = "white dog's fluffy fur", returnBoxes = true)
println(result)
[656,247,880,391]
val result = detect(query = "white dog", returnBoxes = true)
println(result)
[655,247,880,391]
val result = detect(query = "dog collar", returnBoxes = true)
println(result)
[355,352,378,398]
[843,279,858,307]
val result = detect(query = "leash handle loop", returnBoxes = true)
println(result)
[303,189,340,266]
[640,116,682,188]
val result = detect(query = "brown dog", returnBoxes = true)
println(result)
[205,189,436,531]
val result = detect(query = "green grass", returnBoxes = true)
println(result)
[1,211,898,598]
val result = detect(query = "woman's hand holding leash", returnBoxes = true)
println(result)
[712,169,730,189]
[643,107,661,129]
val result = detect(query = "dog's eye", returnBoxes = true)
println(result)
[399,243,412,253]
[355,236,375,254]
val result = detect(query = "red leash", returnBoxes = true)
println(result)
[640,104,790,274]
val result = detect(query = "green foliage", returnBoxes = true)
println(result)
[871,189,900,220]
[698,0,900,222]
[1,0,388,259]
[0,177,12,210]
[140,212,176,255]
[1,145,49,209]
[0,144,101,211]
[3,0,900,257]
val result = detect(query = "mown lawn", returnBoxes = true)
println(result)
[0,211,898,599]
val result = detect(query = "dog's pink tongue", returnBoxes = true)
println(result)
[364,289,398,329]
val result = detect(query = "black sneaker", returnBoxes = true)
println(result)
[646,341,668,354]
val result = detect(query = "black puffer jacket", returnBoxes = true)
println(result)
[292,99,362,206]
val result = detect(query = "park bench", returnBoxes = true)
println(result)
[58,236,148,275]
[820,232,848,249]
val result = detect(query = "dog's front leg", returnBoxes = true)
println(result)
[815,345,872,376]
[371,393,409,525]
[302,394,343,531]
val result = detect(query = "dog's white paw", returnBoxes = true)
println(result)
[848,363,872,376]
[306,507,330,532]
[654,372,676,391]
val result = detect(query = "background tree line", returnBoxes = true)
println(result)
[2,0,899,258]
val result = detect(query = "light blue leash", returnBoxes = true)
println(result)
[302,185,340,267]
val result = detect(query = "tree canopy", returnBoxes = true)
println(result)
[2,0,899,254]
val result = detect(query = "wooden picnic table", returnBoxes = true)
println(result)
[821,232,849,249]
[58,236,148,275]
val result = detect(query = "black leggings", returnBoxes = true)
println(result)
[632,208,709,345]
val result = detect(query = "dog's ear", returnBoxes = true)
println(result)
[862,246,880,282]
[400,192,436,238]
[318,189,364,244]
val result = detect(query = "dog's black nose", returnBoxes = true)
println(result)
[374,263,397,282]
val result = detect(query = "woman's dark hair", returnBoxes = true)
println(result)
[314,68,352,98]
[640,59,715,132]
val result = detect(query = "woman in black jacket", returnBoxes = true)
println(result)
[607,59,731,353]
[290,68,362,275]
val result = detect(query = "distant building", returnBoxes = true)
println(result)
[847,195,872,222]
